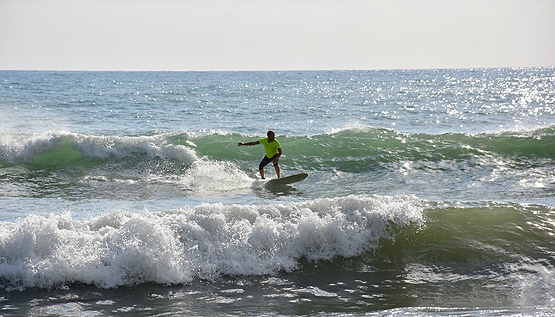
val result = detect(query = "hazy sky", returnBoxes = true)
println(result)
[1,0,554,71]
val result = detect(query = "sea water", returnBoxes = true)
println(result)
[1,68,554,316]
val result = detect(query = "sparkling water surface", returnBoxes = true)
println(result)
[1,68,554,316]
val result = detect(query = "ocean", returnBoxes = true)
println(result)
[1,68,554,316]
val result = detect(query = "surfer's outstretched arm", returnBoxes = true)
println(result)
[238,141,260,146]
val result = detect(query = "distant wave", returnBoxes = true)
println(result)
[1,127,553,199]
[2,126,553,167]
[199,125,555,162]
[0,131,198,168]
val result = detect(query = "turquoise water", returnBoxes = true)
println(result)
[1,68,554,316]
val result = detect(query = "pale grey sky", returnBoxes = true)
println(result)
[1,0,554,71]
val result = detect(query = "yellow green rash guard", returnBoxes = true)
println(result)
[259,137,281,158]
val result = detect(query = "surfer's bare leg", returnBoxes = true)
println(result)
[259,169,265,179]
[273,163,280,178]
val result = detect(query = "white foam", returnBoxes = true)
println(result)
[0,131,199,164]
[178,159,253,194]
[0,194,423,290]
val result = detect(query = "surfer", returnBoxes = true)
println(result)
[238,130,282,179]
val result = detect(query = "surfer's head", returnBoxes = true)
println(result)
[267,130,275,141]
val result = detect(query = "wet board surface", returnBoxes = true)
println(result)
[265,173,308,186]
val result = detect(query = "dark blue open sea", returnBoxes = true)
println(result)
[1,68,554,316]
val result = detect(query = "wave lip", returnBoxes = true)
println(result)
[0,194,423,290]
[0,131,198,167]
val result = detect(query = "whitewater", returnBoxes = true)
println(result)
[1,68,554,316]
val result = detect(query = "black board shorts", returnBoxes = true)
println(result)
[259,154,279,170]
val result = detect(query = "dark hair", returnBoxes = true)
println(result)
[267,130,275,136]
